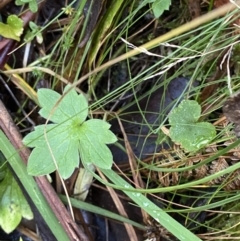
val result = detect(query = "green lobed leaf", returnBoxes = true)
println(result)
[169,122,216,152]
[23,124,66,148]
[24,124,79,179]
[77,120,117,169]
[169,100,201,125]
[168,100,216,152]
[152,0,171,18]
[29,0,38,12]
[79,137,114,169]
[15,0,38,13]
[78,119,118,144]
[24,21,43,44]
[0,156,33,233]
[0,15,23,41]
[23,85,117,178]
[27,139,79,179]
[38,87,88,124]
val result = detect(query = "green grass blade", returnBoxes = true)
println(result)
[101,169,202,241]
[59,195,146,230]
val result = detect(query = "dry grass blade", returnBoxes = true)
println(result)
[116,115,150,224]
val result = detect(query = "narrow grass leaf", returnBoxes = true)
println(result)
[101,169,202,241]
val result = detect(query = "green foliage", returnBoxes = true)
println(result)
[24,21,43,44]
[0,131,71,240]
[146,0,171,18]
[0,153,33,233]
[168,100,216,152]
[151,0,171,18]
[211,201,240,240]
[102,169,202,241]
[15,0,38,13]
[88,0,124,65]
[23,85,117,179]
[0,15,23,41]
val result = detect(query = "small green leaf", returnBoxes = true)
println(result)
[27,137,79,179]
[38,88,88,124]
[0,15,23,41]
[0,155,33,233]
[169,100,201,125]
[152,0,171,18]
[78,120,117,169]
[24,21,43,44]
[168,100,216,152]
[78,119,118,144]
[15,0,38,13]
[29,0,38,12]
[23,85,117,179]
[24,124,79,179]
[23,124,63,148]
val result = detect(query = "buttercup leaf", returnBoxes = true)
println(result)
[78,119,118,144]
[0,15,23,41]
[24,123,79,179]
[0,160,33,233]
[15,0,38,13]
[38,87,88,124]
[38,89,61,122]
[169,100,200,125]
[169,122,216,152]
[79,137,114,169]
[77,119,117,169]
[23,124,68,148]
[152,0,171,18]
[26,146,57,176]
[27,137,79,179]
[23,85,117,179]
[168,100,216,152]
